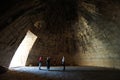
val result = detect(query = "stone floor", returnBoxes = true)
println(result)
[0,66,120,80]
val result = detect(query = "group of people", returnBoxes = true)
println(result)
[38,56,65,71]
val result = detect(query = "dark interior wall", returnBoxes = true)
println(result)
[74,1,120,68]
[0,0,120,69]
[0,16,31,67]
[26,0,78,66]
[26,1,120,68]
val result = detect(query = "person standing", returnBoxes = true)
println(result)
[46,57,51,70]
[38,56,42,70]
[62,56,65,71]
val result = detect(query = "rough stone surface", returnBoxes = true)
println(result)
[0,0,120,69]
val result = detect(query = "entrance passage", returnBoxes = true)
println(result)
[9,30,37,68]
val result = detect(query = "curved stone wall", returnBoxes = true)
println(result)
[0,0,120,69]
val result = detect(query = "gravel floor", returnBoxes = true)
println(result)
[0,66,120,80]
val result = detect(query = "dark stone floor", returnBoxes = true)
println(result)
[0,66,120,80]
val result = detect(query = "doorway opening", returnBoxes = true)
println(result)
[9,30,37,68]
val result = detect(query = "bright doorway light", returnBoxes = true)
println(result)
[9,30,37,68]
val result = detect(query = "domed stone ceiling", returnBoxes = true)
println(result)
[0,0,120,68]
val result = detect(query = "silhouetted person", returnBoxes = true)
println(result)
[46,57,51,70]
[62,56,65,71]
[38,56,42,70]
